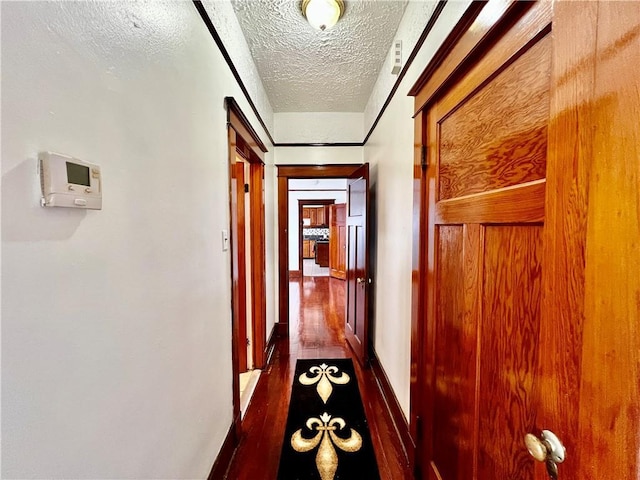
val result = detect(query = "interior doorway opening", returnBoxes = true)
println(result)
[234,155,261,418]
[297,198,336,278]
[225,98,268,442]
[276,165,363,340]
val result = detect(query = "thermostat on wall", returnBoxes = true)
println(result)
[39,152,102,209]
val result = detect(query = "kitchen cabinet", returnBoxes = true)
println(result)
[302,239,315,259]
[329,204,346,279]
[315,241,329,267]
[302,206,328,227]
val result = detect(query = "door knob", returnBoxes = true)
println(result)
[524,430,565,479]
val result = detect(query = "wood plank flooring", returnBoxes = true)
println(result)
[223,276,412,479]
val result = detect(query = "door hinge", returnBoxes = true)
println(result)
[244,183,249,193]
[420,145,428,169]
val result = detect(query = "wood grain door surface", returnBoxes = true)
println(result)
[536,2,640,479]
[329,203,347,279]
[346,164,370,366]
[412,1,640,479]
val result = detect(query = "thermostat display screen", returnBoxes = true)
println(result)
[66,162,90,186]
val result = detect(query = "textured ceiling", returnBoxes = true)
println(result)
[230,0,408,113]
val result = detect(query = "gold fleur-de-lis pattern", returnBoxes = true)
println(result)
[299,363,350,403]
[291,412,362,480]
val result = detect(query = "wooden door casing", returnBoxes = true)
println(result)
[413,2,552,479]
[316,206,326,227]
[225,98,268,442]
[536,2,640,479]
[345,165,370,366]
[234,161,248,374]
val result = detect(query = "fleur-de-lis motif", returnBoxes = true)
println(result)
[299,363,350,403]
[291,412,362,480]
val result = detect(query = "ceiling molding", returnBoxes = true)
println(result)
[192,1,275,146]
[193,0,450,148]
[363,0,447,144]
[276,142,364,147]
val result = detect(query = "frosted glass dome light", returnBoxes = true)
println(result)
[302,0,345,31]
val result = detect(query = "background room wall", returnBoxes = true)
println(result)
[287,179,347,271]
[1,2,273,478]
[274,146,363,165]
[275,112,364,144]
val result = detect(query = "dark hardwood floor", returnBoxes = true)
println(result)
[223,276,412,479]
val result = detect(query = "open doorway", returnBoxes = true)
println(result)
[276,165,363,336]
[297,199,335,278]
[287,180,346,280]
[234,156,261,418]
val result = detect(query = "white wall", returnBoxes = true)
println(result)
[1,2,273,478]
[363,0,472,419]
[197,0,278,341]
[289,179,348,191]
[364,0,439,133]
[201,0,274,135]
[287,180,347,271]
[275,112,364,143]
[275,146,363,165]
[264,163,278,345]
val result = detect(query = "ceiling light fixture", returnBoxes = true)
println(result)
[302,0,345,31]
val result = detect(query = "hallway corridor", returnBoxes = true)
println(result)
[223,276,412,479]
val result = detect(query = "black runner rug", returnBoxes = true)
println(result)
[277,358,380,480]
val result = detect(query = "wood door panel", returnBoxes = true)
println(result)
[432,224,476,480]
[438,35,551,201]
[348,179,366,217]
[423,2,552,118]
[412,3,553,479]
[477,225,542,479]
[435,180,545,225]
[329,204,347,280]
[345,165,370,365]
[346,225,365,340]
[338,225,346,273]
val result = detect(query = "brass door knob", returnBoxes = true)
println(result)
[524,430,565,479]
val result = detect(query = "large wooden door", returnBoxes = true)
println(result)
[345,164,370,366]
[411,1,640,479]
[415,3,552,479]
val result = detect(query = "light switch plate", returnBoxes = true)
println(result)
[222,229,229,251]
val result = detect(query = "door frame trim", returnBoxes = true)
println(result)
[226,98,268,441]
[276,165,361,334]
